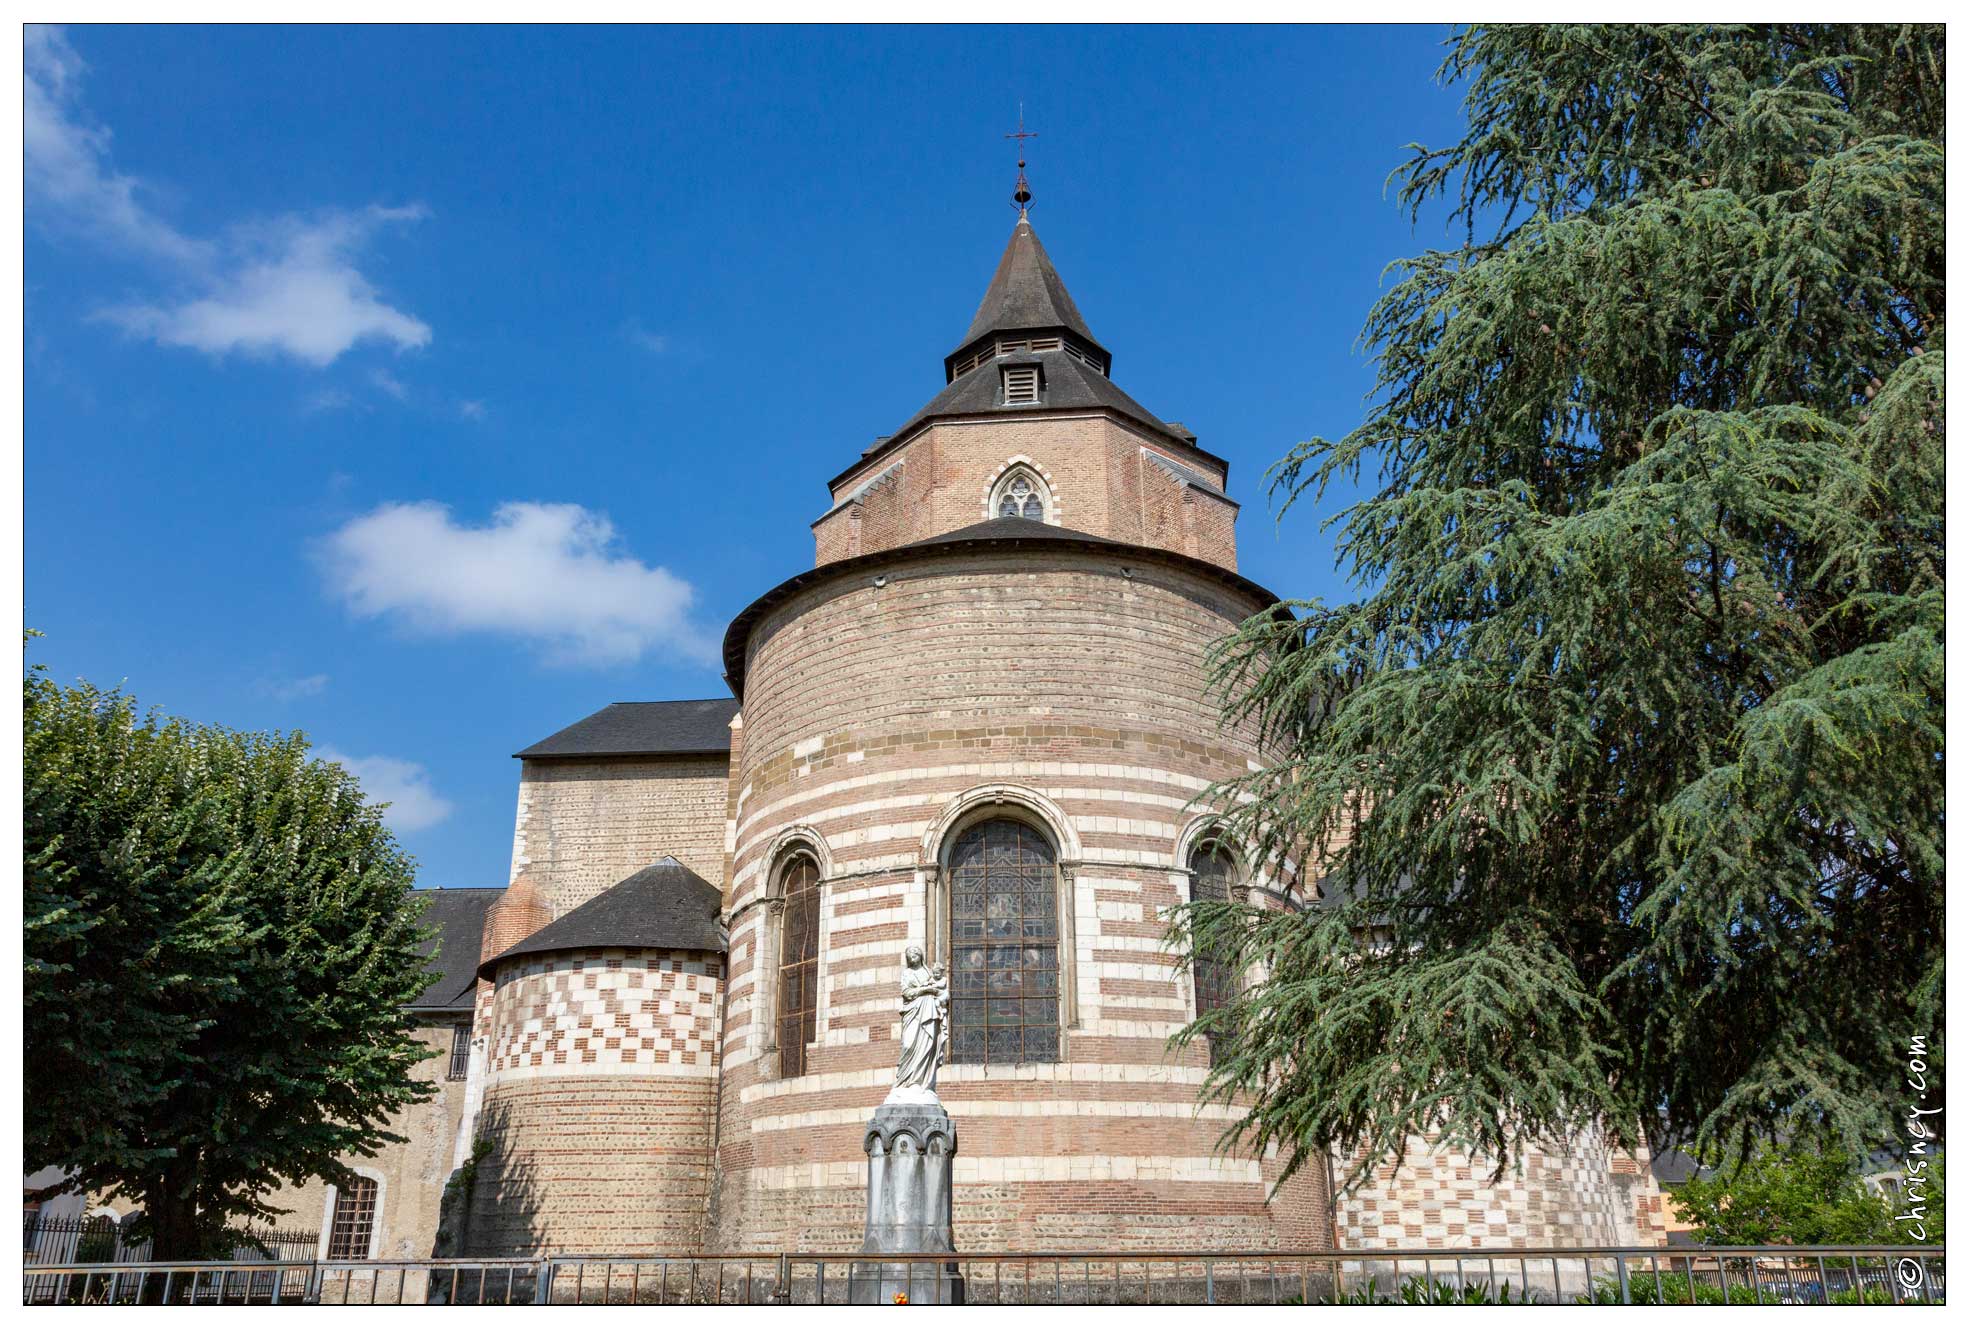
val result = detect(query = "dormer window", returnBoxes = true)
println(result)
[1001,365,1040,405]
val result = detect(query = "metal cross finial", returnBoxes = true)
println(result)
[1005,104,1037,216]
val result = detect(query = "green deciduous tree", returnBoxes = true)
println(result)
[1178,25,1943,1188]
[24,659,437,1258]
[1671,1144,1911,1245]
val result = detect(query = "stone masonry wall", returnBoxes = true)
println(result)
[712,545,1325,1253]
[509,757,731,916]
[1334,1128,1667,1249]
[262,1020,471,1260]
[813,415,1239,571]
[466,948,723,1255]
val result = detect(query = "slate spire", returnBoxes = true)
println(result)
[955,216,1103,352]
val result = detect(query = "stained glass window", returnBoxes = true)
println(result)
[1189,844,1240,1066]
[326,1177,377,1260]
[948,819,1060,1065]
[997,474,1045,520]
[776,855,821,1078]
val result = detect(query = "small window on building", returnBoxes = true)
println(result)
[1189,843,1241,1067]
[447,1024,471,1081]
[1001,365,1040,405]
[776,854,822,1078]
[326,1177,378,1261]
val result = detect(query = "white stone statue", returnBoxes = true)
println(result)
[886,944,948,1104]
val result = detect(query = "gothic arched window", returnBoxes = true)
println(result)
[775,853,822,1078]
[1189,842,1241,1066]
[947,819,1060,1066]
[992,468,1049,521]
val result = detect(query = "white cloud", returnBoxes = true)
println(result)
[369,366,410,400]
[317,501,714,668]
[302,388,355,414]
[103,208,432,366]
[623,319,668,355]
[26,26,430,367]
[23,26,208,268]
[258,672,330,700]
[458,399,487,421]
[317,748,454,833]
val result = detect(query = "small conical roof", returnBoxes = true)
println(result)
[956,217,1101,350]
[475,856,724,980]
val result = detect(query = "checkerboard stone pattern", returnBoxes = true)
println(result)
[484,948,720,1081]
[1334,1128,1666,1248]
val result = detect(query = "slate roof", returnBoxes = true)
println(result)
[826,216,1229,493]
[891,345,1186,449]
[955,217,1101,352]
[1649,1142,1903,1187]
[408,887,502,1012]
[723,515,1286,696]
[476,857,726,981]
[515,698,739,760]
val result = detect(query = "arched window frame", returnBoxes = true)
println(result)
[758,829,830,1080]
[923,785,1083,1069]
[985,460,1058,524]
[1183,836,1246,1067]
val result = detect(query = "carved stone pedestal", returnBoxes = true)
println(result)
[849,1102,962,1304]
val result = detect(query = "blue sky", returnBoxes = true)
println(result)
[25,23,1467,889]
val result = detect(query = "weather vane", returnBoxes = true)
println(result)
[1006,104,1037,216]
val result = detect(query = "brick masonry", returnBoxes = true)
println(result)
[509,757,730,914]
[335,274,1665,1264]
[814,414,1240,571]
[465,948,724,1256]
[710,542,1329,1252]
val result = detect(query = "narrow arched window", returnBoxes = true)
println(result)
[1189,843,1240,1066]
[775,854,821,1078]
[948,819,1059,1065]
[992,468,1049,521]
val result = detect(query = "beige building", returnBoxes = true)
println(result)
[292,207,1667,1261]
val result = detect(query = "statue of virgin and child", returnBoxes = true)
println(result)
[885,944,949,1105]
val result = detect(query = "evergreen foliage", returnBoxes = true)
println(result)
[24,656,437,1258]
[1178,25,1943,1189]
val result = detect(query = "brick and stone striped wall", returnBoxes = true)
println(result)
[712,544,1326,1252]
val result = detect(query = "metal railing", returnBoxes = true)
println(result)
[20,1214,317,1269]
[20,1246,1945,1306]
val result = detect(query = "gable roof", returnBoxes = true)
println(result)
[408,887,502,1012]
[476,857,726,981]
[515,698,739,760]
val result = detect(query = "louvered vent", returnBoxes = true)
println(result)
[1002,366,1040,405]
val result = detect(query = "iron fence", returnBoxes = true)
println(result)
[20,1246,1945,1306]
[21,1214,317,1269]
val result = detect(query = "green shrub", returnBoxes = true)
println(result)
[1335,1276,1532,1305]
